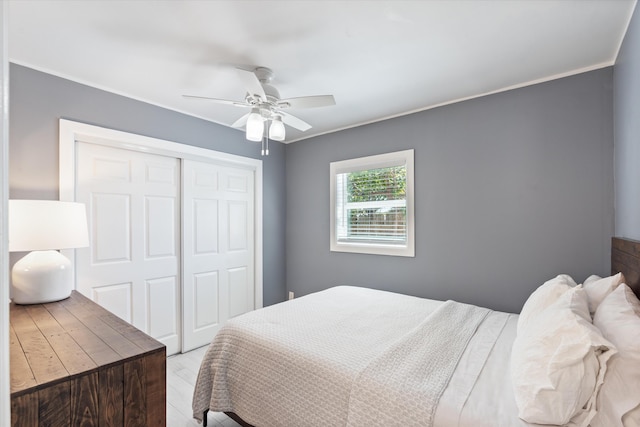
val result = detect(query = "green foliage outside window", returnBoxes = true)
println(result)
[347,166,406,202]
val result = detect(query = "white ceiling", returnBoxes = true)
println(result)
[8,0,637,144]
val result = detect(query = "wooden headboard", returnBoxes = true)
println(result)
[611,237,640,298]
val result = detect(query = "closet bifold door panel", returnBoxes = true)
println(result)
[75,142,182,355]
[182,159,255,352]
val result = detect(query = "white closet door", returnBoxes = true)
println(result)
[75,142,181,355]
[182,159,255,352]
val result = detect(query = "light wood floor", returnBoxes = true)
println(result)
[167,345,243,427]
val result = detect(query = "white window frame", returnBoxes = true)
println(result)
[330,149,414,257]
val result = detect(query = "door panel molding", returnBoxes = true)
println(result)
[181,159,254,351]
[93,282,133,322]
[77,143,181,353]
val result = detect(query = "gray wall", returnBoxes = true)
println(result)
[286,69,614,313]
[10,61,621,314]
[9,64,286,307]
[614,6,640,240]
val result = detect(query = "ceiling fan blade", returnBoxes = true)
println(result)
[231,113,250,128]
[236,68,267,102]
[182,94,248,107]
[280,111,312,132]
[277,95,336,109]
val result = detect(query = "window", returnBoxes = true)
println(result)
[330,149,414,257]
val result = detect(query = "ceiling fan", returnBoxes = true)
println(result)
[184,67,335,154]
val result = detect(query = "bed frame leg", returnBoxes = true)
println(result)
[203,409,208,426]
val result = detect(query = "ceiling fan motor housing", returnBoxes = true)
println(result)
[253,67,281,101]
[254,67,274,83]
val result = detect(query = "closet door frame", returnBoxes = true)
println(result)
[0,2,9,423]
[58,119,263,311]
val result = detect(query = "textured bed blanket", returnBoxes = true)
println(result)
[346,300,490,427]
[192,286,490,427]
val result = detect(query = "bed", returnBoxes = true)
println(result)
[192,237,640,427]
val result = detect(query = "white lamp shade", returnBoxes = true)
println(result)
[246,109,264,142]
[269,117,286,141]
[9,200,90,252]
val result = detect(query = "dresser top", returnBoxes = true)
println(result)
[10,290,165,396]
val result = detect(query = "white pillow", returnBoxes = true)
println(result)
[517,274,576,333]
[583,274,602,285]
[582,272,625,315]
[623,404,640,427]
[511,285,616,426]
[591,284,640,427]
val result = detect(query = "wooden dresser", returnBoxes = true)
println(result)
[10,291,166,426]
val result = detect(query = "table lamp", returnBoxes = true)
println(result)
[9,200,89,304]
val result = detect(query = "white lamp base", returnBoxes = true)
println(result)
[11,250,73,304]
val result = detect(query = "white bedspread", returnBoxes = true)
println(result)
[192,286,517,427]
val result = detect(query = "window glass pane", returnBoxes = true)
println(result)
[336,164,407,244]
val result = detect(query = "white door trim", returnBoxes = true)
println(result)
[59,119,264,310]
[0,2,10,424]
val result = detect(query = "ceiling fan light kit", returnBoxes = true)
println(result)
[184,67,335,154]
[268,116,285,141]
[246,108,264,142]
